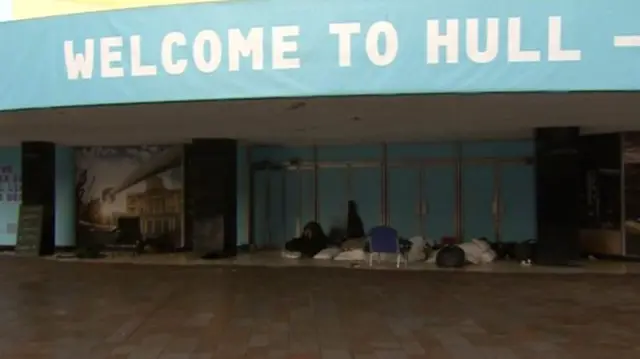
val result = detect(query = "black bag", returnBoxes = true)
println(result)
[514,239,536,262]
[346,200,365,238]
[436,245,466,268]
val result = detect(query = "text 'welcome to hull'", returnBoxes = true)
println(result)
[64,16,581,80]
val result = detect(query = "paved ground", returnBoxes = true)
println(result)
[0,257,639,359]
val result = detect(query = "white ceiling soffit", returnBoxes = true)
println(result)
[0,92,638,146]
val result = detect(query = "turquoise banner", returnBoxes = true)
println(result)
[0,0,639,111]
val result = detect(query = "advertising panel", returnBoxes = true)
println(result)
[76,145,184,249]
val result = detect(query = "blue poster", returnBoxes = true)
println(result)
[0,0,639,111]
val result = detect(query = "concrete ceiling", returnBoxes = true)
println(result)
[0,92,639,146]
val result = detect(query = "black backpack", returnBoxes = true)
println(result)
[436,245,466,268]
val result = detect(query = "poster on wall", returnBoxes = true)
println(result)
[0,0,229,22]
[75,145,184,248]
[0,165,21,203]
[0,148,22,246]
[623,133,640,257]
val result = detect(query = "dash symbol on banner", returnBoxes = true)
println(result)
[613,35,640,48]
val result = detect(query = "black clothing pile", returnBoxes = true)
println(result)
[285,221,329,258]
[346,200,365,238]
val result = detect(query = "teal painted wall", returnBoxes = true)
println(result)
[247,140,536,247]
[55,146,76,247]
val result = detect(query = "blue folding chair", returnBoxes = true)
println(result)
[368,226,407,268]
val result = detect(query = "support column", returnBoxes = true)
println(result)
[534,127,581,264]
[184,139,238,258]
[21,141,55,255]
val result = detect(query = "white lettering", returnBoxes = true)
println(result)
[193,30,223,73]
[64,39,94,80]
[466,18,499,63]
[507,17,541,62]
[130,35,157,77]
[329,22,361,67]
[228,28,264,71]
[161,32,187,75]
[427,19,459,64]
[365,21,398,66]
[100,36,125,78]
[65,16,580,80]
[272,25,300,70]
[548,16,581,61]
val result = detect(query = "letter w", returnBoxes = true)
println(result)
[64,39,95,80]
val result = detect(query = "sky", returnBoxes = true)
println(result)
[1,0,227,22]
[0,0,10,21]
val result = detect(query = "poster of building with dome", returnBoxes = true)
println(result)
[75,145,184,249]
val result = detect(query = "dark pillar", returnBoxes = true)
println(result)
[534,127,581,265]
[21,141,56,255]
[183,139,238,258]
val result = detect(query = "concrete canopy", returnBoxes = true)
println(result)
[0,92,639,146]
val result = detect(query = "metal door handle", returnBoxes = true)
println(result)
[422,200,428,215]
